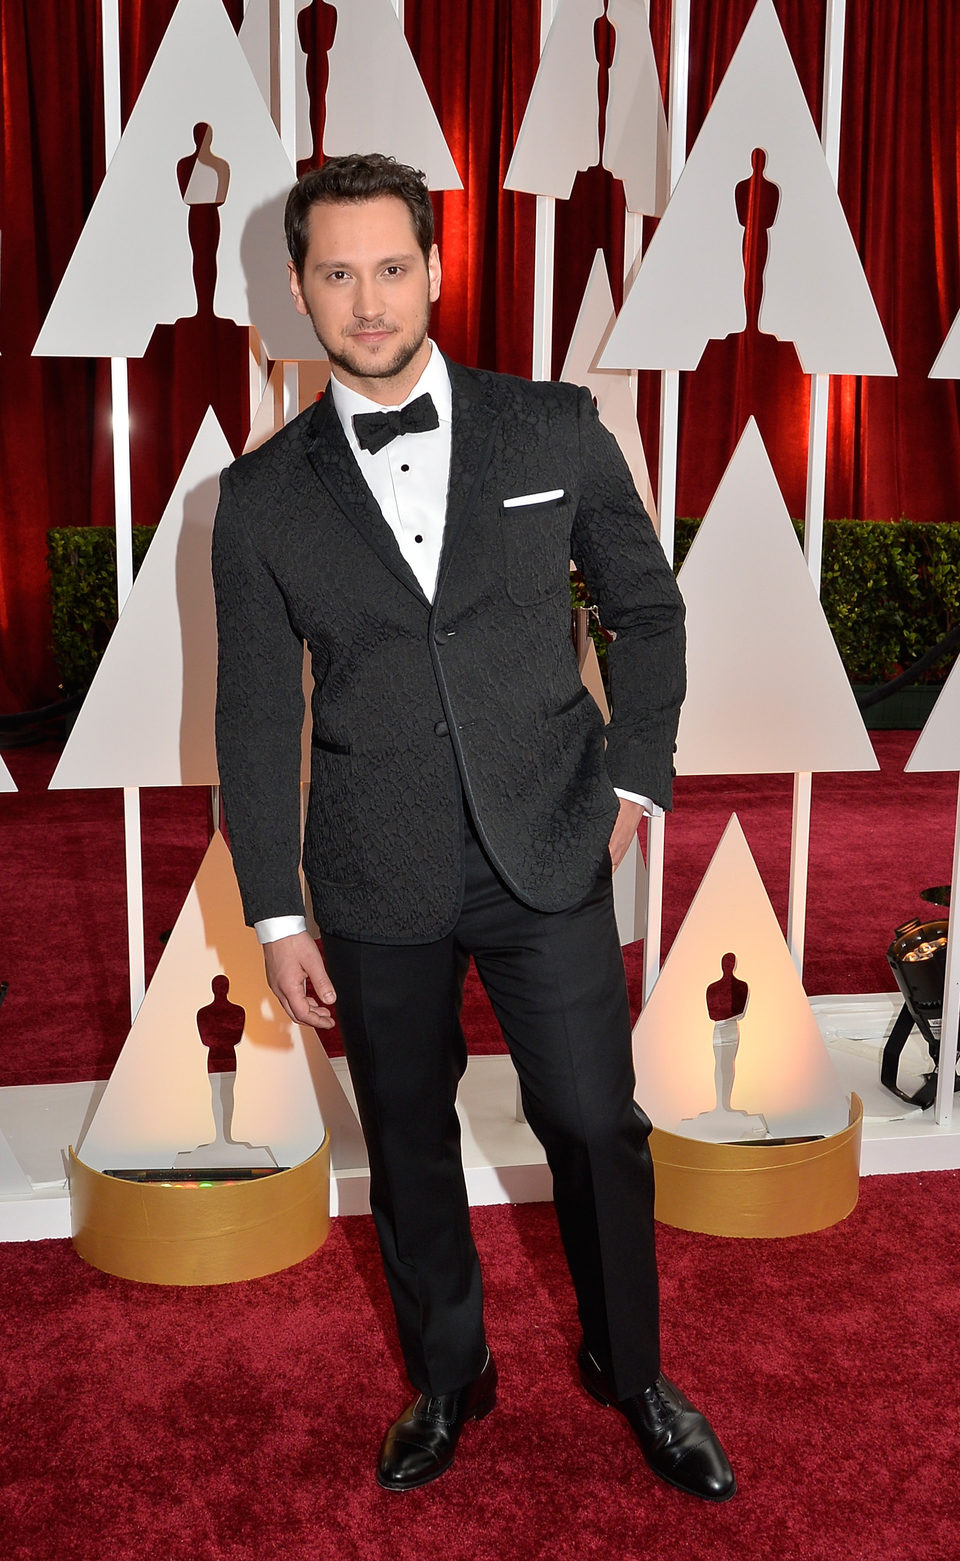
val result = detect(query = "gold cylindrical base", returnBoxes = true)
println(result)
[68,1136,330,1285]
[650,1096,863,1238]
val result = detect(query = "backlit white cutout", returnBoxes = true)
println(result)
[323,0,462,190]
[600,0,895,373]
[238,0,314,165]
[561,249,656,520]
[0,754,16,793]
[674,420,878,776]
[931,310,960,379]
[505,0,603,201]
[905,657,960,773]
[50,409,231,790]
[33,0,321,362]
[180,123,232,206]
[579,632,608,721]
[0,1130,31,1195]
[505,0,664,216]
[244,360,331,455]
[632,814,849,1139]
[78,831,366,1175]
[603,0,669,217]
[505,0,666,216]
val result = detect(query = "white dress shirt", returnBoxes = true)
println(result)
[329,343,452,603]
[255,345,658,945]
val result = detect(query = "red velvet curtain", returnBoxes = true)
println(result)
[1,0,959,713]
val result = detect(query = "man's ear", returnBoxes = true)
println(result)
[428,244,442,304]
[288,260,309,316]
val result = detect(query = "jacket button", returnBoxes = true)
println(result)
[434,720,449,737]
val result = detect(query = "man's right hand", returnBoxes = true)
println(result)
[263,931,337,1030]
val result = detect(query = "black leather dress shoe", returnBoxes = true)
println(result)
[376,1352,498,1491]
[578,1345,736,1502]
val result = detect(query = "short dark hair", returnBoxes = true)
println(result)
[284,154,435,278]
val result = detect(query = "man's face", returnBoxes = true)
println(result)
[288,194,441,399]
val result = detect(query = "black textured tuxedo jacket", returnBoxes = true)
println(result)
[212,357,685,944]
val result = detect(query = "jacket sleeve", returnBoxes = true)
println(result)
[212,463,307,925]
[569,387,686,809]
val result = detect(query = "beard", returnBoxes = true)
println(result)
[307,298,431,385]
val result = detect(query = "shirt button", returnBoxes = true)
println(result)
[414,534,423,543]
[401,463,410,472]
[434,720,449,736]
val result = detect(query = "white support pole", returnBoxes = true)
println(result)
[656,0,690,562]
[623,209,643,439]
[278,0,299,169]
[666,0,690,197]
[786,771,812,976]
[110,359,133,605]
[123,788,146,1015]
[101,0,121,160]
[531,0,558,381]
[103,0,145,1021]
[787,0,846,976]
[245,0,268,435]
[248,328,268,428]
[283,362,300,424]
[642,0,689,1003]
[641,817,666,1001]
[935,778,960,1125]
[277,0,300,424]
[532,197,557,380]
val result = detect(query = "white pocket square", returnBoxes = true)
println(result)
[502,489,565,508]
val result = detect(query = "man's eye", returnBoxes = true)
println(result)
[327,271,350,282]
[384,266,404,277]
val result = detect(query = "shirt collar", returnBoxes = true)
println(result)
[328,341,452,438]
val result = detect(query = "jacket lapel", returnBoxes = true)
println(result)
[303,389,430,607]
[435,359,501,600]
[302,360,502,608]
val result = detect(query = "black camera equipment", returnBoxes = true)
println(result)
[881,918,958,1110]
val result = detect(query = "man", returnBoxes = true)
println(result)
[213,153,735,1503]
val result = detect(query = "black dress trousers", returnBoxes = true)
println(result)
[321,810,661,1403]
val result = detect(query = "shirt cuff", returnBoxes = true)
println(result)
[613,788,663,817]
[255,915,307,944]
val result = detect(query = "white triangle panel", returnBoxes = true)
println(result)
[50,409,231,790]
[324,0,461,190]
[930,310,960,379]
[0,754,16,792]
[600,0,895,374]
[905,657,960,772]
[675,420,877,776]
[79,832,365,1174]
[561,250,656,520]
[633,815,849,1138]
[504,0,603,199]
[603,0,668,217]
[34,0,322,362]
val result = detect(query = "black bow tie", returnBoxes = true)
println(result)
[352,392,440,454]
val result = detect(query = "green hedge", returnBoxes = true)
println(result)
[47,526,157,697]
[675,516,958,684]
[49,518,959,698]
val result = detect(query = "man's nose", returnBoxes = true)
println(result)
[354,278,384,319]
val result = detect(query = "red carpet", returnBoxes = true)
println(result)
[1,733,955,1087]
[2,1180,959,1560]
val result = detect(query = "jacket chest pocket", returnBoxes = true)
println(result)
[500,493,571,606]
